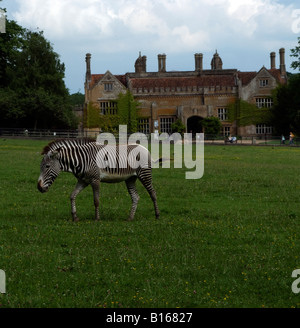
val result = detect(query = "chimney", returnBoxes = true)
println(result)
[142,55,147,72]
[158,54,162,72]
[195,53,203,71]
[211,50,223,70]
[279,48,286,76]
[270,52,276,70]
[158,54,166,73]
[135,52,147,74]
[85,53,91,82]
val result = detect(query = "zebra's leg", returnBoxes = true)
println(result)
[70,180,88,222]
[138,169,160,219]
[148,188,160,219]
[125,176,140,221]
[91,180,100,221]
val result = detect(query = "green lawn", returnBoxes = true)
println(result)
[0,138,300,308]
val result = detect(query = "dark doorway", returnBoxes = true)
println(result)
[187,116,203,135]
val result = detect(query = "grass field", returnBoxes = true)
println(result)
[0,138,300,308]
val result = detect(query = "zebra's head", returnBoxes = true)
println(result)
[37,150,62,193]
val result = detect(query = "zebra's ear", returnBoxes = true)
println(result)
[49,149,60,160]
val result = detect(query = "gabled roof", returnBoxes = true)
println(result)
[89,73,127,89]
[237,68,287,86]
[268,69,287,84]
[89,74,104,88]
[237,71,257,86]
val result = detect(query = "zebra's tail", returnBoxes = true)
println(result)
[153,158,163,164]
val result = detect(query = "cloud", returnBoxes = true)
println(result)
[8,0,298,92]
[12,0,296,55]
[14,0,115,38]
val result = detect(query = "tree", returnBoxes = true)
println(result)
[271,74,300,135]
[83,91,140,133]
[0,11,24,88]
[0,10,77,129]
[171,119,186,135]
[270,38,300,136]
[291,37,300,71]
[117,90,140,133]
[69,92,85,107]
[201,117,222,136]
[0,16,27,127]
[227,99,272,128]
[84,101,120,132]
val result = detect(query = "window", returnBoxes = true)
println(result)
[100,101,117,115]
[160,117,175,134]
[218,108,228,121]
[259,79,269,87]
[104,83,113,91]
[222,126,231,136]
[256,124,273,134]
[256,98,273,108]
[138,119,150,135]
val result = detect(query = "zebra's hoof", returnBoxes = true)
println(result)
[73,217,80,222]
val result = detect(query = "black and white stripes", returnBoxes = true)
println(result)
[37,139,159,221]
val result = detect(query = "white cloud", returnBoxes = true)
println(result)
[227,0,263,20]
[170,26,209,50]
[14,0,116,38]
[12,0,296,53]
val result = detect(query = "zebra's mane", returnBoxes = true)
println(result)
[41,138,95,155]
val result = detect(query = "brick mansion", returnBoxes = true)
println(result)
[84,48,287,136]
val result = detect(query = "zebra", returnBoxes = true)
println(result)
[37,139,160,222]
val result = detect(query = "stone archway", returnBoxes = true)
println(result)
[187,116,203,135]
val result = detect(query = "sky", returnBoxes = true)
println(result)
[1,0,300,94]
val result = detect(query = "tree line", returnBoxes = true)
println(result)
[271,38,300,136]
[0,6,79,130]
